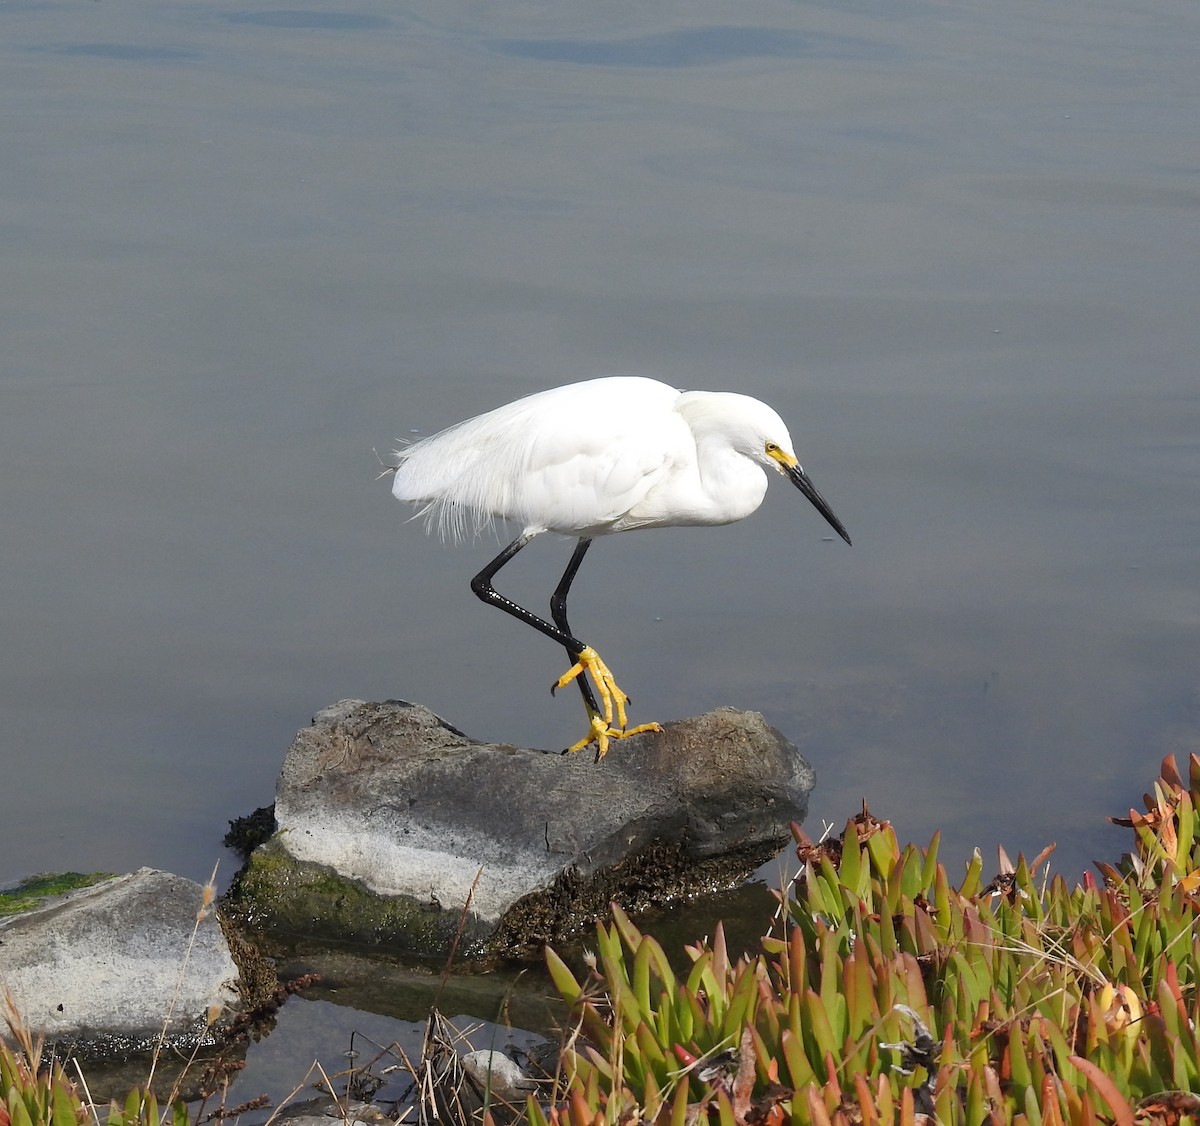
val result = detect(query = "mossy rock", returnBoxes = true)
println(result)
[0,872,115,917]
[221,838,493,960]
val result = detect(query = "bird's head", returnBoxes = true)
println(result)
[725,395,853,547]
[677,391,852,545]
[763,439,852,546]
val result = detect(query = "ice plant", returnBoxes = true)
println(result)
[537,755,1200,1124]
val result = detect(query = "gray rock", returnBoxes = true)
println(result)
[229,699,814,959]
[461,1049,538,1098]
[270,1101,390,1126]
[0,868,243,1057]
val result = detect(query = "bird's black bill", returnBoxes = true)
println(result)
[786,464,852,546]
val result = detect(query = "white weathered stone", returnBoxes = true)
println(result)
[262,699,814,955]
[0,867,240,1044]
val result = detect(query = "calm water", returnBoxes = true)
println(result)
[3,0,1198,909]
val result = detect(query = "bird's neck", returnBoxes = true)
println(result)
[692,436,768,525]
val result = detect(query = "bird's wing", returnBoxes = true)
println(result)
[512,383,692,535]
[392,377,686,539]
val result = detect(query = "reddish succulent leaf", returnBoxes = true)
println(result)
[672,1044,699,1067]
[805,1085,834,1126]
[1040,1072,1066,1126]
[569,1090,595,1126]
[1159,754,1183,792]
[712,921,730,985]
[824,1050,842,1101]
[1162,958,1186,1015]
[1068,1056,1135,1126]
[853,1073,878,1126]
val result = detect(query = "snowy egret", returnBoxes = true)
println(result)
[391,376,850,759]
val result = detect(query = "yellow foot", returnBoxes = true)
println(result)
[554,645,633,728]
[554,646,663,760]
[565,711,663,760]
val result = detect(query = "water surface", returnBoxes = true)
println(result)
[2,0,1198,907]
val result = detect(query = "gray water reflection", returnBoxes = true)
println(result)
[1,0,1197,911]
[221,12,393,31]
[487,27,892,67]
[51,44,199,60]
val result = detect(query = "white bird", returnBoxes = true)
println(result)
[391,376,850,759]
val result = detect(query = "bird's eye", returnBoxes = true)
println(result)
[765,442,779,454]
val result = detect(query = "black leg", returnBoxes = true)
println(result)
[471,532,655,758]
[549,539,599,714]
[470,533,587,656]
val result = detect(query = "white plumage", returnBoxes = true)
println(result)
[393,376,841,538]
[390,376,850,759]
